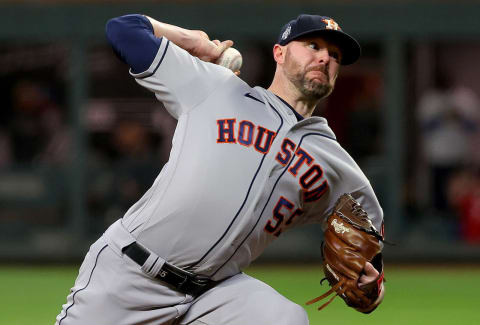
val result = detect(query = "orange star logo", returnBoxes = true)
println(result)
[322,18,341,31]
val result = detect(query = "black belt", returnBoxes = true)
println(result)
[122,242,214,297]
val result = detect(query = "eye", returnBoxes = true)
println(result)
[330,50,340,61]
[308,42,319,50]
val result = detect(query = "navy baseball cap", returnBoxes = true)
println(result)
[277,14,361,65]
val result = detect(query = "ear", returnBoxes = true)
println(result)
[272,44,286,64]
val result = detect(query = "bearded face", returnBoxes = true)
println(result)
[282,40,339,100]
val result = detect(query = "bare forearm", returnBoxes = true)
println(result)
[144,16,199,53]
[144,15,232,62]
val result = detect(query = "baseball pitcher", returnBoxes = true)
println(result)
[56,13,385,325]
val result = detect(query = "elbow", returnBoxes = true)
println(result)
[105,17,124,46]
[105,14,155,48]
[104,14,160,72]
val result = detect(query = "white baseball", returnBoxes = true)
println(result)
[216,47,243,72]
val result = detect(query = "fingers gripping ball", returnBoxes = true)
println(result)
[306,193,385,313]
[216,47,243,73]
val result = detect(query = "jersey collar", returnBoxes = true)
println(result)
[274,95,305,122]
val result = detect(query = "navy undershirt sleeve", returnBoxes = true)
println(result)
[105,14,162,74]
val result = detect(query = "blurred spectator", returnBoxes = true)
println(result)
[417,75,480,213]
[345,74,382,165]
[448,169,480,244]
[0,74,69,229]
[7,79,69,165]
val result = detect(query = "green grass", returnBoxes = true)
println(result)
[0,266,78,325]
[247,265,480,325]
[0,264,479,324]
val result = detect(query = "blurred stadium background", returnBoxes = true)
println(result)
[1,1,480,324]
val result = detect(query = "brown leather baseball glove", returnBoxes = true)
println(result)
[306,193,385,313]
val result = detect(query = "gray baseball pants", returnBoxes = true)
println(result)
[55,221,308,324]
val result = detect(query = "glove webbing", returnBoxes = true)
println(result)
[305,278,347,310]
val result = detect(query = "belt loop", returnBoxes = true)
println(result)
[141,251,166,278]
[103,219,136,255]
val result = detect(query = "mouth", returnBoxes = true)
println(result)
[308,70,328,82]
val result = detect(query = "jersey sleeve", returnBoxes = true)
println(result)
[106,14,162,74]
[301,134,384,235]
[350,185,384,235]
[105,14,232,119]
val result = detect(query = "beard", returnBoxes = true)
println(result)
[295,73,333,99]
[284,50,335,100]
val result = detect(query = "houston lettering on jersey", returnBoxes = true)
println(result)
[216,119,330,237]
[216,119,329,204]
[216,119,276,154]
[275,137,329,203]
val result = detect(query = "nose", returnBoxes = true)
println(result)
[315,48,330,64]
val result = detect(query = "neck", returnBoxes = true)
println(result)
[267,73,320,118]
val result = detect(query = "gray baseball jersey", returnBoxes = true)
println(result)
[121,38,383,280]
[56,14,383,325]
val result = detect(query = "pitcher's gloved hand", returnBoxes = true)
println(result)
[306,193,385,313]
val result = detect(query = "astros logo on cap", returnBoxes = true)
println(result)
[322,18,341,31]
